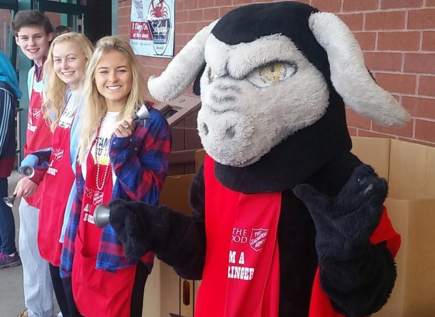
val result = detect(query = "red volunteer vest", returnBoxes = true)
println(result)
[196,155,281,317]
[38,100,76,266]
[24,70,52,209]
[199,155,401,317]
[72,136,137,317]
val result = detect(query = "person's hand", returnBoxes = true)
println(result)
[114,116,134,138]
[14,177,38,198]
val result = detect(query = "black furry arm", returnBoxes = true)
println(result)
[108,165,207,280]
[294,165,397,317]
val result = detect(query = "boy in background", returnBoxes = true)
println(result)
[12,10,54,317]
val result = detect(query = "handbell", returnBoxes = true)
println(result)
[94,204,111,228]
[19,165,35,178]
[3,194,16,208]
[133,104,151,121]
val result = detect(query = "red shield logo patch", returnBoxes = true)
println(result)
[249,228,269,252]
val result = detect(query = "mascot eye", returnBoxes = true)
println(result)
[247,62,297,88]
[207,67,218,83]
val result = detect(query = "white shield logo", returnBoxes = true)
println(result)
[32,108,41,119]
[249,228,269,252]
[53,149,64,161]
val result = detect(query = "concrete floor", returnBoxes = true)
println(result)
[0,171,60,317]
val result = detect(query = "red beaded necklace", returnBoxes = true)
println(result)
[94,113,110,191]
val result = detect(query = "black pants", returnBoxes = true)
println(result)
[58,261,149,317]
[50,263,82,317]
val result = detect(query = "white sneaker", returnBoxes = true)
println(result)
[56,312,63,317]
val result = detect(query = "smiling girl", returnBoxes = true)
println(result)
[35,32,94,317]
[60,36,171,317]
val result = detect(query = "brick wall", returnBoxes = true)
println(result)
[118,0,435,147]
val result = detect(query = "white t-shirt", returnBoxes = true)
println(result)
[58,90,79,129]
[82,111,119,185]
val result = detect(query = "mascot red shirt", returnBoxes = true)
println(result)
[108,2,410,317]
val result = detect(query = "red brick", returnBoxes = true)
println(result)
[189,9,204,21]
[354,32,376,51]
[184,0,199,10]
[364,52,403,72]
[204,8,220,21]
[408,9,435,29]
[184,22,199,34]
[119,0,131,8]
[177,0,184,10]
[215,0,233,6]
[119,6,130,17]
[175,34,189,47]
[175,22,185,34]
[381,0,423,9]
[343,0,379,11]
[366,11,406,30]
[346,108,372,129]
[234,0,253,4]
[427,0,435,6]
[198,21,212,29]
[419,76,435,96]
[118,25,130,36]
[415,119,435,142]
[176,11,189,23]
[402,96,435,120]
[336,13,364,31]
[404,53,435,74]
[372,119,414,137]
[358,130,397,139]
[311,0,342,12]
[422,32,435,51]
[285,0,310,4]
[348,127,357,136]
[199,0,215,8]
[375,73,417,94]
[377,32,421,51]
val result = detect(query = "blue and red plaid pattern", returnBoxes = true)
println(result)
[60,106,171,277]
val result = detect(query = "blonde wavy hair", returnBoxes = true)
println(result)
[43,32,94,132]
[78,36,150,163]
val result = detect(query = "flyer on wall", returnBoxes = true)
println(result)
[130,0,175,58]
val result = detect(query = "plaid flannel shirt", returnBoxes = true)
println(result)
[60,105,171,277]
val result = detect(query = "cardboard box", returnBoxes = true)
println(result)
[143,153,203,317]
[351,137,435,317]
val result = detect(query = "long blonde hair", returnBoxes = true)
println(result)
[78,36,150,163]
[43,32,94,132]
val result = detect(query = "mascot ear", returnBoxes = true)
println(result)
[148,20,218,101]
[309,12,410,127]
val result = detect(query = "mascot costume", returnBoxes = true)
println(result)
[108,2,410,317]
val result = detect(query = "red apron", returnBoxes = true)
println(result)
[196,155,281,317]
[72,139,137,317]
[199,155,401,317]
[24,70,52,209]
[38,100,76,266]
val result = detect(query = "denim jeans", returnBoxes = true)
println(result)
[0,177,17,255]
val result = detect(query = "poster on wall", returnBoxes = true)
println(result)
[130,0,175,58]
